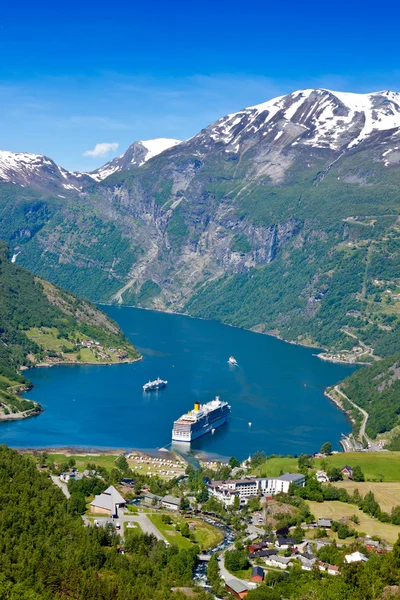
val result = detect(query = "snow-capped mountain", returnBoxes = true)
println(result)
[0,138,182,192]
[192,88,400,162]
[2,89,400,195]
[0,150,92,194]
[87,138,182,181]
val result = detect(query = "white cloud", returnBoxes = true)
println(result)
[83,142,119,158]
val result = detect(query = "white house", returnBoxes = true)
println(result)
[161,495,181,511]
[345,552,369,564]
[316,470,330,483]
[266,556,292,569]
[298,555,316,571]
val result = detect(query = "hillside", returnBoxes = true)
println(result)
[0,446,201,599]
[0,242,140,419]
[340,353,400,439]
[1,88,400,358]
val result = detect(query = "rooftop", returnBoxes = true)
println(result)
[225,579,249,593]
[90,486,125,512]
[162,495,181,506]
[276,473,305,482]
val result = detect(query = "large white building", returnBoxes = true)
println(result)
[208,473,305,506]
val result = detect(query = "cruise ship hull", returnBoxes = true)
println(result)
[172,415,228,442]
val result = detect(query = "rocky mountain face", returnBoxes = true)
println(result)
[1,89,400,354]
[86,138,182,181]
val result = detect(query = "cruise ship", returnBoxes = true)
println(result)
[172,396,231,442]
[143,378,167,392]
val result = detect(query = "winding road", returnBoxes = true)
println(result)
[334,385,380,451]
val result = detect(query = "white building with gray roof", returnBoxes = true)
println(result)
[90,486,126,517]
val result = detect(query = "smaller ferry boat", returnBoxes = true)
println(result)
[228,356,238,366]
[143,377,168,392]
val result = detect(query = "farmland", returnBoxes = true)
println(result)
[332,481,400,513]
[308,500,400,544]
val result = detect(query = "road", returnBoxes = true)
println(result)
[51,476,70,499]
[83,509,167,541]
[217,535,257,590]
[334,385,381,452]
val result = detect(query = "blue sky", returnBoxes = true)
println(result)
[1,0,400,171]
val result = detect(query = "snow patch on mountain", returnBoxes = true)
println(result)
[139,138,181,164]
[205,89,400,152]
[87,138,182,181]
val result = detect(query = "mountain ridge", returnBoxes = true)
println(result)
[1,87,399,359]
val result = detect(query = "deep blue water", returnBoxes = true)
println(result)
[0,307,358,459]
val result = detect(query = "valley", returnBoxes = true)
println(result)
[0,89,399,362]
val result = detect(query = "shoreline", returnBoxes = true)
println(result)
[24,355,143,370]
[16,446,190,464]
[0,406,43,422]
[101,302,353,363]
[102,302,375,366]
[6,355,143,423]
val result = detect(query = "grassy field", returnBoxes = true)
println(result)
[42,452,120,471]
[229,567,253,580]
[125,521,143,534]
[25,327,129,364]
[26,327,76,352]
[308,500,400,544]
[147,513,223,551]
[254,452,400,482]
[314,453,400,482]
[256,457,299,477]
[332,481,400,512]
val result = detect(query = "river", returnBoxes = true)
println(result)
[0,307,358,459]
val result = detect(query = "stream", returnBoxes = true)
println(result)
[193,517,235,593]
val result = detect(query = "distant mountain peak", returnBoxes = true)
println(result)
[0,150,88,193]
[86,137,182,181]
[203,88,400,153]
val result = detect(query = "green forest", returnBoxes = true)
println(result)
[0,446,207,600]
[341,353,400,438]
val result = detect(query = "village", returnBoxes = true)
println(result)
[40,447,400,599]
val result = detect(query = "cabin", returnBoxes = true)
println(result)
[225,579,249,599]
[161,495,181,511]
[275,537,297,549]
[266,555,292,569]
[328,565,340,575]
[90,486,126,517]
[341,465,353,478]
[317,518,333,528]
[251,566,264,582]
[248,541,268,553]
[316,470,330,483]
[298,555,316,571]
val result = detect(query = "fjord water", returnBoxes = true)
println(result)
[0,307,357,459]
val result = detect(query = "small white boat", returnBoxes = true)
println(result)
[228,356,238,366]
[248,422,252,427]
